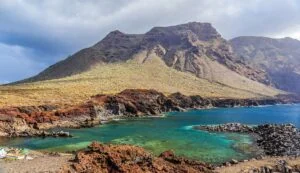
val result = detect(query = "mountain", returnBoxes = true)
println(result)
[23,22,269,85]
[230,36,300,94]
[0,22,282,107]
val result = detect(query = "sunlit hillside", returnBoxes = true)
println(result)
[0,53,282,107]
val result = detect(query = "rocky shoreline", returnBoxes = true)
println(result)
[0,140,299,173]
[194,123,300,157]
[8,130,72,138]
[1,142,300,173]
[0,89,298,137]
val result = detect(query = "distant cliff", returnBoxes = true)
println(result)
[230,36,300,94]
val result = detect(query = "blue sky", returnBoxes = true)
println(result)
[1,0,300,83]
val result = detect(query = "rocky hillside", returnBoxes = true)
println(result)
[1,22,284,107]
[21,22,270,86]
[230,36,300,94]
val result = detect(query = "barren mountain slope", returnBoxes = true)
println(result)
[20,22,270,85]
[0,22,284,107]
[0,53,281,107]
[230,36,300,94]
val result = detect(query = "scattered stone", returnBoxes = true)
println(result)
[223,162,231,166]
[240,162,300,173]
[230,159,239,164]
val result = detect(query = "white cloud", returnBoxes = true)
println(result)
[0,43,46,83]
[1,0,299,49]
[274,25,300,40]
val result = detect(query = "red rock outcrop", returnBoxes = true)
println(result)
[62,142,213,173]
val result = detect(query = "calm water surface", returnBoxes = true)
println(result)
[1,104,300,163]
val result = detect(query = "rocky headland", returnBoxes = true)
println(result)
[195,123,300,157]
[0,89,297,137]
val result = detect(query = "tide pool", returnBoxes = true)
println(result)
[1,104,300,163]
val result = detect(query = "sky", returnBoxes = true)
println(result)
[0,0,300,83]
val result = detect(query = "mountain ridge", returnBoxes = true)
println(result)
[19,22,269,86]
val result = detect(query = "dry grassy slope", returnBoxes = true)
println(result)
[0,51,282,107]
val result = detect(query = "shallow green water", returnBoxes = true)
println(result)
[1,104,300,163]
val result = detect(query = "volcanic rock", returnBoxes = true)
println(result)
[196,123,300,157]
[61,142,213,173]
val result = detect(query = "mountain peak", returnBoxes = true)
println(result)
[147,22,221,42]
[97,30,125,44]
[107,30,124,36]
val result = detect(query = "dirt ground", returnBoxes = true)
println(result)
[216,156,300,173]
[0,154,73,173]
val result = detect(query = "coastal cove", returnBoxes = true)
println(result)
[1,104,300,164]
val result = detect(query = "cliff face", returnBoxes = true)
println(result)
[230,36,300,94]
[21,22,269,86]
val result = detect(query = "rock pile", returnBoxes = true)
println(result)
[61,142,214,173]
[255,124,300,156]
[194,123,254,133]
[9,130,72,138]
[195,123,300,157]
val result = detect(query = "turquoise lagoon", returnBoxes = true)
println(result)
[1,104,300,163]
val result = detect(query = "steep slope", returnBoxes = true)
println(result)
[230,36,300,94]
[21,22,269,85]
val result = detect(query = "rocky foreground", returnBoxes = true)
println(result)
[60,142,214,173]
[0,89,297,137]
[1,142,300,173]
[195,123,300,157]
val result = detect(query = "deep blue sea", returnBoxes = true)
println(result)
[1,104,300,163]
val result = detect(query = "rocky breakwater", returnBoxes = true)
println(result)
[195,123,300,157]
[194,123,254,133]
[255,124,300,156]
[60,142,213,173]
[0,89,294,137]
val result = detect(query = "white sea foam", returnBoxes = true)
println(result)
[181,125,194,130]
